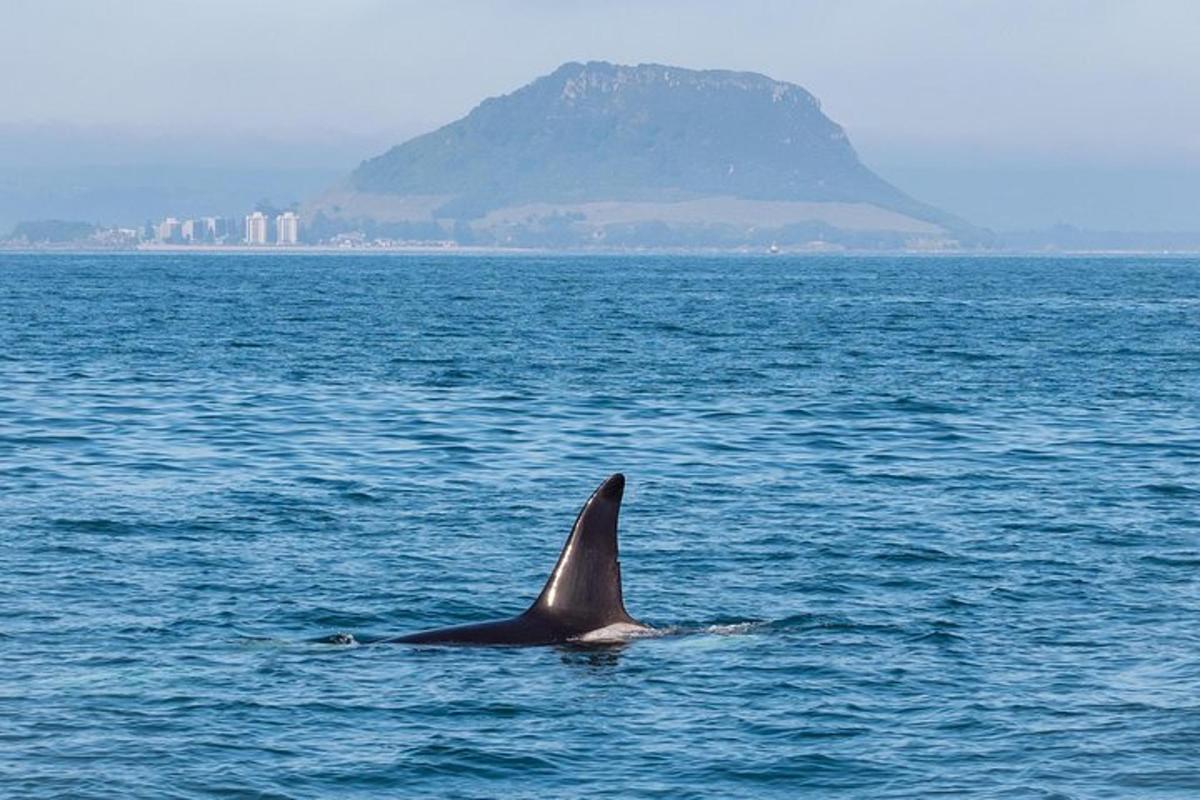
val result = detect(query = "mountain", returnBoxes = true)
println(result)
[309,61,987,248]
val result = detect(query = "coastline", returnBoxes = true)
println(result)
[3,242,1200,257]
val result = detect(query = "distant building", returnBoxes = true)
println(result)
[90,226,141,246]
[157,217,181,243]
[275,211,299,245]
[201,216,220,242]
[245,212,268,244]
[180,219,197,243]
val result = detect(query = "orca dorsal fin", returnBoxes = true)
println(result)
[529,473,635,628]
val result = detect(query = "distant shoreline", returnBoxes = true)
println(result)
[135,243,522,255]
[0,243,532,256]
[3,243,1200,257]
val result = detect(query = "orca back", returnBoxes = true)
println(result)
[390,473,640,645]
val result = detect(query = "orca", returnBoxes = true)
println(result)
[390,473,648,646]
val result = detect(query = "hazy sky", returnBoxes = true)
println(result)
[3,0,1199,229]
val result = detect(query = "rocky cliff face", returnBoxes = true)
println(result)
[311,62,986,247]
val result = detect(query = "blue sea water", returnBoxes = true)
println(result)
[1,252,1198,798]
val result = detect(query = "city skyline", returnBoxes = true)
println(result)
[150,211,302,245]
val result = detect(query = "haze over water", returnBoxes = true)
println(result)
[2,253,1198,797]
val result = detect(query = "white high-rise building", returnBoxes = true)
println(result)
[275,211,299,245]
[201,216,220,241]
[180,219,197,242]
[245,212,268,244]
[157,217,180,242]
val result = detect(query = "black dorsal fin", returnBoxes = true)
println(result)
[528,473,636,629]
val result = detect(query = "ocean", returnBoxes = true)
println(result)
[2,252,1198,798]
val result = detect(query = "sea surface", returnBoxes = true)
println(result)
[2,252,1198,798]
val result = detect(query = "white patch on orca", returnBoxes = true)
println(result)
[572,622,655,643]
